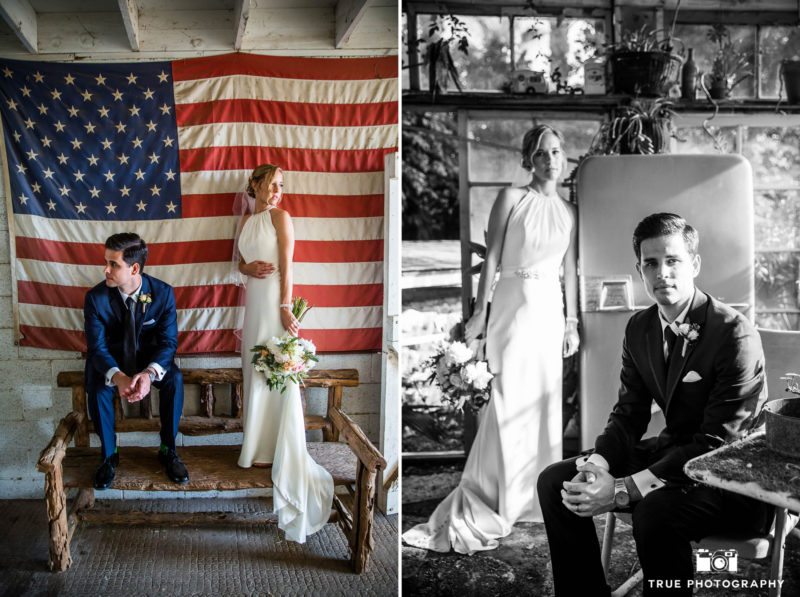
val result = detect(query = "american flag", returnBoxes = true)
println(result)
[0,53,397,354]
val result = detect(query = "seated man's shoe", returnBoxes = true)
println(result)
[158,448,189,484]
[94,452,119,490]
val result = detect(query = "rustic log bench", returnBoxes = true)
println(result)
[37,368,386,574]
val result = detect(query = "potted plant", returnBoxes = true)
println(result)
[424,15,469,96]
[605,25,683,97]
[589,98,678,155]
[702,25,752,100]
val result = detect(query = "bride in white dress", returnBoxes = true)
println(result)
[236,164,334,543]
[403,125,580,554]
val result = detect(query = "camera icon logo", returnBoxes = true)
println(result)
[695,548,738,573]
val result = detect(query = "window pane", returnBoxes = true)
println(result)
[673,25,755,98]
[513,17,605,88]
[418,14,511,92]
[470,185,505,244]
[754,190,800,251]
[402,12,410,90]
[755,312,800,331]
[759,27,800,98]
[743,127,800,189]
[755,252,799,315]
[671,125,737,155]
[468,118,600,183]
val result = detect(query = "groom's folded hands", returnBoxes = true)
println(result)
[125,372,152,403]
[560,462,615,517]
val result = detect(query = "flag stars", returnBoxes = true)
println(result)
[136,200,147,212]
[40,136,52,148]
[158,71,169,83]
[134,169,145,180]
[164,169,176,181]
[33,71,44,83]
[120,185,131,197]
[145,120,157,132]
[64,73,76,85]
[81,89,93,102]
[18,193,28,205]
[150,184,161,196]
[148,152,160,164]
[98,106,110,118]
[6,98,18,111]
[165,201,177,213]
[103,170,115,182]
[42,168,55,179]
[89,186,101,198]
[50,89,62,101]
[159,103,171,115]
[23,117,35,129]
[132,137,143,149]
[95,73,106,86]
[87,154,99,166]
[25,149,38,161]
[46,199,57,211]
[16,163,27,174]
[20,85,31,97]
[163,136,174,148]
[101,138,113,150]
[67,105,79,118]
[112,89,123,101]
[2,66,12,78]
[70,138,83,150]
[105,203,117,214]
[74,170,85,182]
[129,105,141,117]
[37,103,48,115]
[54,121,66,132]
[143,88,155,100]
[117,153,130,165]
[126,73,138,85]
[57,153,69,165]
[58,184,70,197]
[12,131,21,142]
[31,182,41,193]
[84,122,97,134]
[75,202,87,214]
[115,122,127,133]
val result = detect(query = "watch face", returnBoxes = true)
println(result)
[614,491,630,508]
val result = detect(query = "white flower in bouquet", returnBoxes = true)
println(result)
[444,341,473,367]
[464,361,493,390]
[251,333,319,393]
[299,338,316,354]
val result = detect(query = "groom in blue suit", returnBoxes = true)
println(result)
[84,232,189,489]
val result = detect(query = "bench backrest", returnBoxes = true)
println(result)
[56,368,359,447]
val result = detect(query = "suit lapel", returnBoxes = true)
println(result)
[645,309,668,401]
[135,275,150,339]
[664,290,709,409]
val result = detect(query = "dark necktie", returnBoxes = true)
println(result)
[664,326,678,363]
[123,296,137,376]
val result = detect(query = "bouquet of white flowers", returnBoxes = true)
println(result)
[428,340,494,412]
[251,297,318,392]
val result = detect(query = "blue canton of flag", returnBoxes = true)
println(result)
[0,59,181,221]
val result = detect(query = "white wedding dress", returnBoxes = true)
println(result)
[237,208,334,543]
[403,188,573,554]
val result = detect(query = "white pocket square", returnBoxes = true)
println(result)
[682,371,702,383]
[143,319,156,326]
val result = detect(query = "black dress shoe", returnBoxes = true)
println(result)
[158,449,189,484]
[94,452,119,490]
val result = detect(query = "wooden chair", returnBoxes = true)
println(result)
[599,328,800,597]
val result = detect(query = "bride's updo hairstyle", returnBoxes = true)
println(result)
[246,163,282,198]
[520,124,565,171]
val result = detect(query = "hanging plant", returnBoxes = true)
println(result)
[589,98,680,155]
[425,15,470,96]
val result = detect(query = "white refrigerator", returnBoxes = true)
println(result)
[576,154,755,449]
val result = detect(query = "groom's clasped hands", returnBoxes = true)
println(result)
[112,370,152,403]
[560,462,615,517]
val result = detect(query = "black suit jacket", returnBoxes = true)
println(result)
[594,289,765,483]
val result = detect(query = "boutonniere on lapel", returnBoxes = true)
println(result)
[138,293,152,315]
[675,322,701,357]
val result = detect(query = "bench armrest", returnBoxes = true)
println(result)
[37,411,84,473]
[329,407,386,473]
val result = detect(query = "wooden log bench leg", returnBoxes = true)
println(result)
[351,462,377,574]
[44,466,71,571]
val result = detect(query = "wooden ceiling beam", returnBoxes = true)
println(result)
[335,0,371,48]
[233,0,252,51]
[117,0,140,52]
[0,0,37,54]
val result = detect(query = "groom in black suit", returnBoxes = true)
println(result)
[84,232,189,489]
[538,213,773,596]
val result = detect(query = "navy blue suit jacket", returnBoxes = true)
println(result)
[83,273,178,386]
[594,289,766,483]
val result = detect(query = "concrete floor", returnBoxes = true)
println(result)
[402,465,800,597]
[0,498,398,596]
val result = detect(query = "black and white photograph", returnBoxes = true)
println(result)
[401,2,800,596]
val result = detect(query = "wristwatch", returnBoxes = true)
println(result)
[613,478,630,508]
[146,368,157,383]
